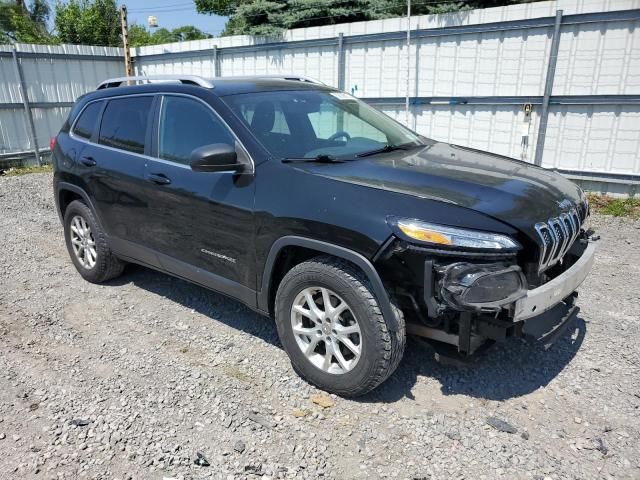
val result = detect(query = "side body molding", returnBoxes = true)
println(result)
[258,236,400,332]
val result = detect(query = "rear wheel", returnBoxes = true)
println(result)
[274,256,405,397]
[63,200,124,283]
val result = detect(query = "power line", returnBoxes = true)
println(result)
[128,2,197,14]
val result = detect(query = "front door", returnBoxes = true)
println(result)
[140,94,256,297]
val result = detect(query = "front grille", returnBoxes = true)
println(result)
[534,207,582,272]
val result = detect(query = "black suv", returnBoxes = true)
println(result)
[52,75,596,397]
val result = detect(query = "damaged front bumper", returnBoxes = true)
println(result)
[513,241,596,321]
[384,236,597,356]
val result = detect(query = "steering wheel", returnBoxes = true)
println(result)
[327,131,351,142]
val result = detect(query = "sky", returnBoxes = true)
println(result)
[119,1,228,35]
[41,0,228,36]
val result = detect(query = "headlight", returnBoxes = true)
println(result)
[390,218,520,250]
[440,262,527,310]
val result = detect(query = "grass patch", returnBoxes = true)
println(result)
[587,193,640,218]
[222,365,252,383]
[2,164,53,177]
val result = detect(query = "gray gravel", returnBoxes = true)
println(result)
[0,172,639,479]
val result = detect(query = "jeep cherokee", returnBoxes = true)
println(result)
[52,75,596,397]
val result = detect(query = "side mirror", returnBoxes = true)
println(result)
[190,143,243,173]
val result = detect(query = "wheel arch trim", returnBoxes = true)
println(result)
[55,182,103,229]
[258,236,399,332]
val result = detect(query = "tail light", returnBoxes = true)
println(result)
[49,136,56,152]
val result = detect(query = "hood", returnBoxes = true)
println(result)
[298,142,586,239]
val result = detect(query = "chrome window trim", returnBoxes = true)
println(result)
[69,93,157,162]
[69,92,255,174]
[155,93,255,174]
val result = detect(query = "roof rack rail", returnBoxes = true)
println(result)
[97,75,214,90]
[256,75,325,85]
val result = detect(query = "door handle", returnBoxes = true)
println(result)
[79,155,96,167]
[146,172,171,185]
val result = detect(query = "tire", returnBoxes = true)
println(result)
[63,200,125,283]
[274,255,405,397]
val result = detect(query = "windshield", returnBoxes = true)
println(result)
[222,89,423,160]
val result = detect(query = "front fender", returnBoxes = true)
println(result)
[257,236,400,332]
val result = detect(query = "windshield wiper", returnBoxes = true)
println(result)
[281,154,344,164]
[356,143,419,158]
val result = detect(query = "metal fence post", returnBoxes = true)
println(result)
[534,9,563,167]
[213,45,220,77]
[11,46,40,166]
[337,33,345,91]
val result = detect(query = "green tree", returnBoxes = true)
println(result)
[55,0,120,47]
[172,25,211,41]
[1,0,54,44]
[128,23,211,47]
[196,0,540,36]
[128,23,152,47]
[29,0,50,26]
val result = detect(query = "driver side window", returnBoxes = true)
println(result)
[158,96,235,166]
[307,100,387,142]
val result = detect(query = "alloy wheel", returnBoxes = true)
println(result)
[290,286,362,375]
[69,215,97,269]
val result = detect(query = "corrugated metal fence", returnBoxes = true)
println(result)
[1,0,639,193]
[0,44,122,164]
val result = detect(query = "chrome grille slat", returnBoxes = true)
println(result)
[550,218,568,264]
[535,205,583,273]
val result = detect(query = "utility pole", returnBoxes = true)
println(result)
[120,5,134,79]
[405,0,411,127]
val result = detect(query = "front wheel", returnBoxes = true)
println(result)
[274,256,405,397]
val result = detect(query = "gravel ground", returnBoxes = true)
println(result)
[0,172,638,480]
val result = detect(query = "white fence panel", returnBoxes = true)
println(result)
[544,104,640,174]
[0,44,122,157]
[554,18,640,95]
[1,0,640,192]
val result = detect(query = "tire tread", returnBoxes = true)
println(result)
[275,255,405,397]
[64,200,124,283]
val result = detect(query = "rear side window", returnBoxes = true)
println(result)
[99,97,153,154]
[73,101,102,139]
[158,96,235,165]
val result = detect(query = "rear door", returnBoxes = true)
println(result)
[139,94,256,294]
[71,95,155,255]
[75,95,156,257]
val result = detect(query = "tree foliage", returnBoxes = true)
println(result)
[129,24,211,47]
[54,0,120,47]
[0,0,54,44]
[196,0,538,36]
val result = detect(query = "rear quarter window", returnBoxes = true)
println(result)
[98,96,153,154]
[72,101,102,139]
